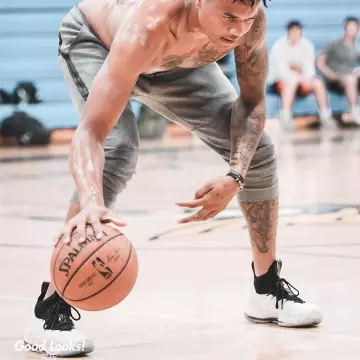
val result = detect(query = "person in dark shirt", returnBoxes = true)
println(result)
[317,16,360,123]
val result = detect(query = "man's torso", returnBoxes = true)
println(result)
[77,0,246,74]
[326,38,360,74]
[282,38,311,71]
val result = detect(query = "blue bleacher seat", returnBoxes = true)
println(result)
[1,58,63,81]
[266,93,281,118]
[0,37,58,60]
[0,13,67,37]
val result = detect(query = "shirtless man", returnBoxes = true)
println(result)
[24,0,322,357]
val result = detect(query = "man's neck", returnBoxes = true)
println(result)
[181,0,207,40]
[343,35,356,46]
[287,38,300,47]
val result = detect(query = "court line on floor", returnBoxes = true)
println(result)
[0,242,359,261]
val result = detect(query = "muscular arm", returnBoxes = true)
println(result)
[316,51,338,80]
[229,8,267,177]
[70,30,162,209]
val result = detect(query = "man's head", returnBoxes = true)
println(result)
[286,20,303,45]
[344,16,359,40]
[194,0,267,48]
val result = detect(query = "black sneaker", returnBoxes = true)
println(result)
[244,260,323,327]
[24,282,95,356]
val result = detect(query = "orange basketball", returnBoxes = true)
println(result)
[50,223,138,311]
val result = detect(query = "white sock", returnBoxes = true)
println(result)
[320,108,332,119]
[279,109,292,120]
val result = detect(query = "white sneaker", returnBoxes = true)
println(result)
[319,109,337,129]
[24,282,94,357]
[245,260,323,327]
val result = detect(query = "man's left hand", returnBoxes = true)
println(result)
[176,176,240,224]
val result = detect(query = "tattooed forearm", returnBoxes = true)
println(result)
[230,8,268,176]
[230,99,265,175]
[241,198,279,254]
[235,8,268,89]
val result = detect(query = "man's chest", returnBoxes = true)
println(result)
[332,44,359,65]
[162,44,231,68]
[156,39,245,71]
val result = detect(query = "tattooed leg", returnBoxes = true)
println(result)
[229,8,278,275]
[240,197,279,276]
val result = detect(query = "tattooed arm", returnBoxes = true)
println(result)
[230,8,268,178]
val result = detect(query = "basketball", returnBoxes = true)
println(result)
[50,223,138,311]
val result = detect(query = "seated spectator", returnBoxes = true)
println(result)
[268,21,335,128]
[317,16,360,123]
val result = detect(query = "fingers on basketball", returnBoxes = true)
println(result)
[63,223,74,244]
[76,221,87,243]
[90,215,103,239]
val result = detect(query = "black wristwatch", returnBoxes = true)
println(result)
[226,170,245,190]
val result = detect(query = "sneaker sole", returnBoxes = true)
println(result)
[245,313,320,328]
[245,313,277,324]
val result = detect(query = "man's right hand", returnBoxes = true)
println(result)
[54,204,127,246]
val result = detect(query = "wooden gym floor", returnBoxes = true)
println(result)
[0,122,360,359]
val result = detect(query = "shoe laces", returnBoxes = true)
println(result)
[274,260,304,310]
[43,297,81,331]
[275,277,304,310]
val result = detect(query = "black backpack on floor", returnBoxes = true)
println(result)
[0,111,51,146]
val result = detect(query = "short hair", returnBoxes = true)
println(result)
[286,20,303,31]
[234,0,271,8]
[344,16,359,27]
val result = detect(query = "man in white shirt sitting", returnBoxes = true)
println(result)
[268,21,335,128]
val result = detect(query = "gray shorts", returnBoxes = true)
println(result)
[58,7,278,208]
